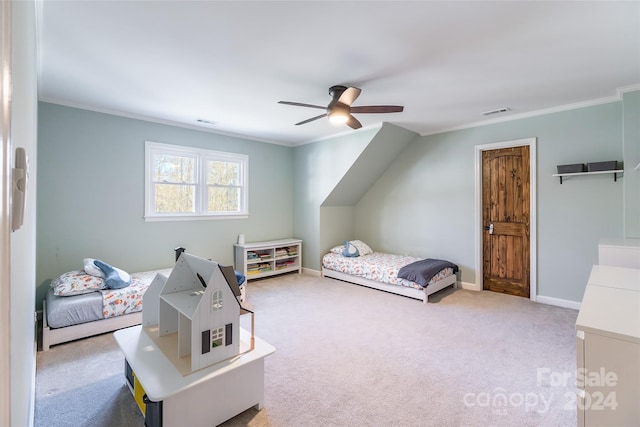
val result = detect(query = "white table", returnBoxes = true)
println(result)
[114,325,275,427]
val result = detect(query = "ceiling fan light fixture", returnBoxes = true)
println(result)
[279,85,404,129]
[328,102,350,124]
[328,110,349,124]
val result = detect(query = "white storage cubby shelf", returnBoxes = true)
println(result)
[234,238,302,280]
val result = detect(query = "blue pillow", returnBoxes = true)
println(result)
[93,260,131,289]
[235,270,246,286]
[342,240,360,257]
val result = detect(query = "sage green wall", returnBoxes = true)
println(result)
[293,123,418,270]
[37,102,294,308]
[293,127,379,270]
[323,124,418,206]
[37,93,638,307]
[355,102,625,303]
[320,206,355,254]
[623,90,640,238]
[356,130,473,266]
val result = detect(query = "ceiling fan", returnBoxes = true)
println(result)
[278,85,404,129]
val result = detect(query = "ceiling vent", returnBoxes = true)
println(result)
[196,119,216,125]
[482,107,511,116]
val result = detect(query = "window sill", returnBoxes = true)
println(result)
[144,214,249,222]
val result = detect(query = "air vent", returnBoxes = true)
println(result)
[482,107,511,116]
[196,119,216,125]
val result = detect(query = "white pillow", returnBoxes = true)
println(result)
[51,271,105,296]
[350,240,373,256]
[83,258,131,283]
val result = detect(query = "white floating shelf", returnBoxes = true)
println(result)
[552,169,624,184]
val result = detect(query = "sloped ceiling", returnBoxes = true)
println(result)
[322,123,417,206]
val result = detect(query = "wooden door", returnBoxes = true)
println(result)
[482,146,530,297]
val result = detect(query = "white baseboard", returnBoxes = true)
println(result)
[303,267,321,277]
[459,281,480,291]
[536,295,581,310]
[456,282,580,310]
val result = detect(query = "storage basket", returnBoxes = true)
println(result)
[586,161,617,172]
[557,163,585,174]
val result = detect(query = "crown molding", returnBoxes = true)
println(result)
[39,83,640,146]
[422,84,640,137]
[618,83,640,94]
[37,97,296,147]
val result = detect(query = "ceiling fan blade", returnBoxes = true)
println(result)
[337,87,361,106]
[346,115,362,129]
[295,113,327,126]
[279,101,327,110]
[350,105,404,114]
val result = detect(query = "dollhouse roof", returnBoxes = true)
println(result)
[219,265,243,300]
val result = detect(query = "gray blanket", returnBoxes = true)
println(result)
[397,258,459,287]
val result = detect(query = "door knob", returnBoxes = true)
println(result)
[483,224,494,234]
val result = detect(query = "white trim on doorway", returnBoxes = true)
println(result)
[0,1,11,425]
[474,138,537,301]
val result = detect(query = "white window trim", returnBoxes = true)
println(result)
[211,289,223,311]
[211,326,224,348]
[145,141,249,221]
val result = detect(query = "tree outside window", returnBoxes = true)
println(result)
[145,141,248,221]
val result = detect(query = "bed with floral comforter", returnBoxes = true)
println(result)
[321,241,458,303]
[42,268,172,350]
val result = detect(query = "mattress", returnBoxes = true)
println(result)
[322,252,454,290]
[46,288,103,328]
[46,268,173,329]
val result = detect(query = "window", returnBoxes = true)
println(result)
[211,327,224,348]
[211,289,223,311]
[145,141,248,220]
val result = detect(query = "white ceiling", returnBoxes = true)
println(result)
[38,1,640,146]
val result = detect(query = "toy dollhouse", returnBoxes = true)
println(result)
[142,253,254,374]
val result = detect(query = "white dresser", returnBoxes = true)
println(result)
[575,265,640,426]
[598,238,640,268]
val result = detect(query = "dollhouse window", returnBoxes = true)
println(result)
[211,290,223,311]
[211,327,224,348]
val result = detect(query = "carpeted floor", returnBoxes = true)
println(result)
[35,273,578,426]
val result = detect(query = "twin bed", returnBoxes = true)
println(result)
[42,252,247,351]
[321,241,458,303]
[42,268,172,351]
